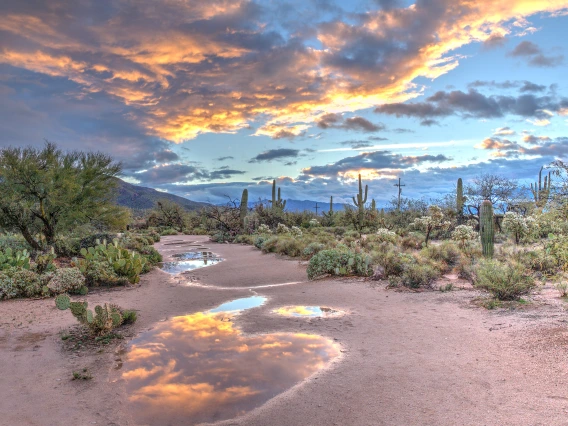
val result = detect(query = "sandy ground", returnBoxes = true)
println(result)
[1,235,568,426]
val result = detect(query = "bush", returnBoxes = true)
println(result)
[256,224,272,234]
[375,228,398,244]
[54,237,81,257]
[79,234,115,250]
[473,259,535,301]
[260,236,280,253]
[290,226,303,238]
[513,249,557,276]
[0,270,17,300]
[47,267,86,295]
[400,263,440,288]
[401,233,423,250]
[0,235,31,253]
[302,242,326,259]
[420,241,461,271]
[80,261,129,287]
[254,235,269,249]
[451,225,477,248]
[160,228,178,236]
[275,237,305,257]
[307,248,372,279]
[12,269,42,298]
[276,223,290,234]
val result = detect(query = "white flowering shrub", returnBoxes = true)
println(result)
[502,212,539,244]
[290,226,303,237]
[451,225,477,248]
[257,224,272,234]
[375,228,397,244]
[308,218,320,227]
[276,223,291,234]
[47,267,85,294]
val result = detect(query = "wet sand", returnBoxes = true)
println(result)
[1,235,568,425]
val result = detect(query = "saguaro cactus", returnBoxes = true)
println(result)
[530,166,552,209]
[271,180,286,210]
[240,189,248,229]
[480,200,494,258]
[371,199,376,211]
[456,178,465,218]
[352,174,368,229]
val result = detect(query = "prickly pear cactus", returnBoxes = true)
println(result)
[55,294,70,310]
[480,200,494,258]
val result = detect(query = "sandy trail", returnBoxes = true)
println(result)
[1,235,567,425]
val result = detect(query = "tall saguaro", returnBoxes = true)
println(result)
[352,174,368,230]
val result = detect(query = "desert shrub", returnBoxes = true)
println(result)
[307,248,372,279]
[375,228,398,244]
[254,235,269,249]
[513,249,557,276]
[344,230,360,239]
[210,232,231,243]
[399,263,440,288]
[332,227,347,237]
[275,237,305,257]
[302,242,326,259]
[12,269,42,298]
[455,256,475,282]
[451,225,477,248]
[0,271,18,299]
[290,226,303,238]
[160,228,178,236]
[308,219,320,227]
[80,261,129,287]
[473,259,535,301]
[401,233,423,250]
[256,224,272,234]
[375,249,410,278]
[260,236,280,253]
[121,309,138,324]
[276,223,290,234]
[502,212,539,244]
[47,267,86,295]
[0,235,32,253]
[234,234,255,245]
[420,241,461,271]
[138,246,162,265]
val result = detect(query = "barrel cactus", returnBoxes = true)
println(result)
[480,200,494,258]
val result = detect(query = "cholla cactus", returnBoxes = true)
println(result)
[308,218,320,227]
[257,224,272,234]
[451,224,477,249]
[375,228,397,244]
[502,212,539,244]
[413,205,451,247]
[276,223,290,234]
[290,226,303,237]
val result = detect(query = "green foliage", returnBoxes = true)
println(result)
[34,249,56,274]
[307,248,372,280]
[121,309,138,324]
[451,224,477,248]
[0,234,31,253]
[302,242,326,259]
[160,228,178,236]
[55,294,71,310]
[420,241,461,272]
[413,205,451,247]
[395,263,440,288]
[47,267,86,295]
[12,269,42,297]
[0,247,31,271]
[0,142,124,250]
[502,212,539,244]
[375,228,398,244]
[0,270,17,300]
[401,233,423,250]
[473,259,535,301]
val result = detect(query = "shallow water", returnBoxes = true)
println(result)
[122,296,340,425]
[172,251,215,260]
[273,306,344,317]
[160,256,223,274]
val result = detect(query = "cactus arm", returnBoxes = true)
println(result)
[363,184,368,204]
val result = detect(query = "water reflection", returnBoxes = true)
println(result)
[172,251,216,260]
[274,306,344,318]
[122,297,340,425]
[160,256,223,274]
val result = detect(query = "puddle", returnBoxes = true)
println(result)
[273,306,344,318]
[160,257,223,274]
[172,251,216,260]
[122,297,340,425]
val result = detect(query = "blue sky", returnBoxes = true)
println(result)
[1,0,567,205]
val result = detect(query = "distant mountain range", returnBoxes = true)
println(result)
[114,179,351,213]
[114,179,210,211]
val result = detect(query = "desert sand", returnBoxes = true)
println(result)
[1,235,568,425]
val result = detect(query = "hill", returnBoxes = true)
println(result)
[114,179,210,211]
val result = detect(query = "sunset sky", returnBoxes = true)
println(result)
[1,0,568,205]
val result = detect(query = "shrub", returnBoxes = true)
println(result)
[79,234,115,250]
[275,237,305,257]
[451,225,477,248]
[302,242,326,259]
[276,223,290,234]
[47,267,86,295]
[80,261,129,287]
[420,241,461,271]
[12,269,42,298]
[473,259,535,301]
[513,249,557,276]
[121,309,138,324]
[308,219,320,227]
[54,237,81,257]
[502,212,539,244]
[160,228,178,236]
[401,233,423,250]
[0,271,17,300]
[256,224,272,234]
[0,235,31,253]
[307,248,372,279]
[254,235,268,249]
[290,226,303,238]
[260,236,280,253]
[400,263,440,288]
[375,228,397,244]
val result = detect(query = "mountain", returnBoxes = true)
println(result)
[249,199,349,213]
[114,178,210,211]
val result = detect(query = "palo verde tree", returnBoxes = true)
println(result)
[0,142,125,250]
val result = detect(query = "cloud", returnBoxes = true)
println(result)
[339,140,374,149]
[302,150,451,177]
[482,34,507,49]
[248,148,300,163]
[316,113,384,132]
[215,156,235,161]
[376,88,568,121]
[508,41,564,67]
[154,150,180,163]
[522,134,551,144]
[493,127,516,136]
[1,0,567,142]
[209,169,246,180]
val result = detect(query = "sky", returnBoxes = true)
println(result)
[1,0,568,205]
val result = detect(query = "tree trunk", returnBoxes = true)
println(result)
[19,226,42,251]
